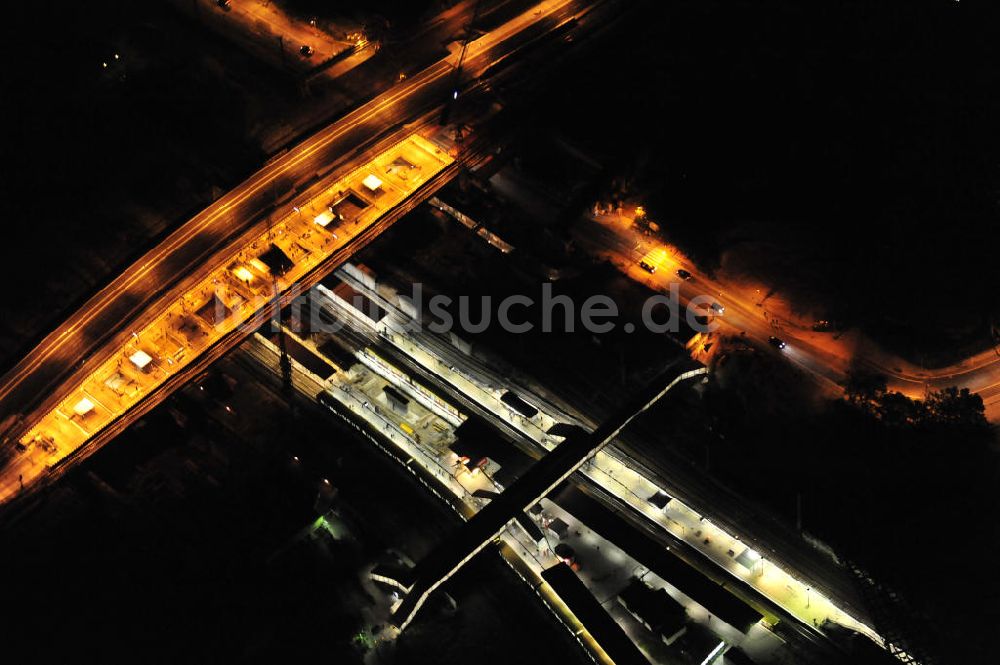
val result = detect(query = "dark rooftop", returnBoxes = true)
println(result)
[542,562,650,665]
[552,484,763,632]
[257,244,294,276]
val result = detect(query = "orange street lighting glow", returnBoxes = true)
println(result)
[128,350,153,370]
[8,134,452,502]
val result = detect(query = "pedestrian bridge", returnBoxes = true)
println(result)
[386,362,708,631]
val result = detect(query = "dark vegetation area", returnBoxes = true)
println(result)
[0,357,587,663]
[2,363,383,663]
[362,5,1000,653]
[395,553,590,665]
[652,338,998,662]
[534,4,1000,656]
[472,5,1000,660]
[475,12,1000,654]
[519,0,1000,363]
[1,0,996,662]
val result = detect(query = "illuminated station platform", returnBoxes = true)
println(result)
[9,135,452,501]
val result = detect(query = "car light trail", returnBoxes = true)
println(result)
[6,135,451,502]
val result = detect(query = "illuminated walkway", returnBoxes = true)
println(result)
[331,269,889,653]
[247,332,629,664]
[4,135,452,502]
[389,364,707,631]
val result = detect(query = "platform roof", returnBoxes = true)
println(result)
[542,563,650,665]
[129,350,153,370]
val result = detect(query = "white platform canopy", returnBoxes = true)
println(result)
[129,350,153,370]
[73,397,95,416]
[362,173,383,192]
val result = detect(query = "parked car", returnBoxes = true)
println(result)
[676,268,693,281]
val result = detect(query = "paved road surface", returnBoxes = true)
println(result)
[0,0,590,442]
[575,213,1000,420]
